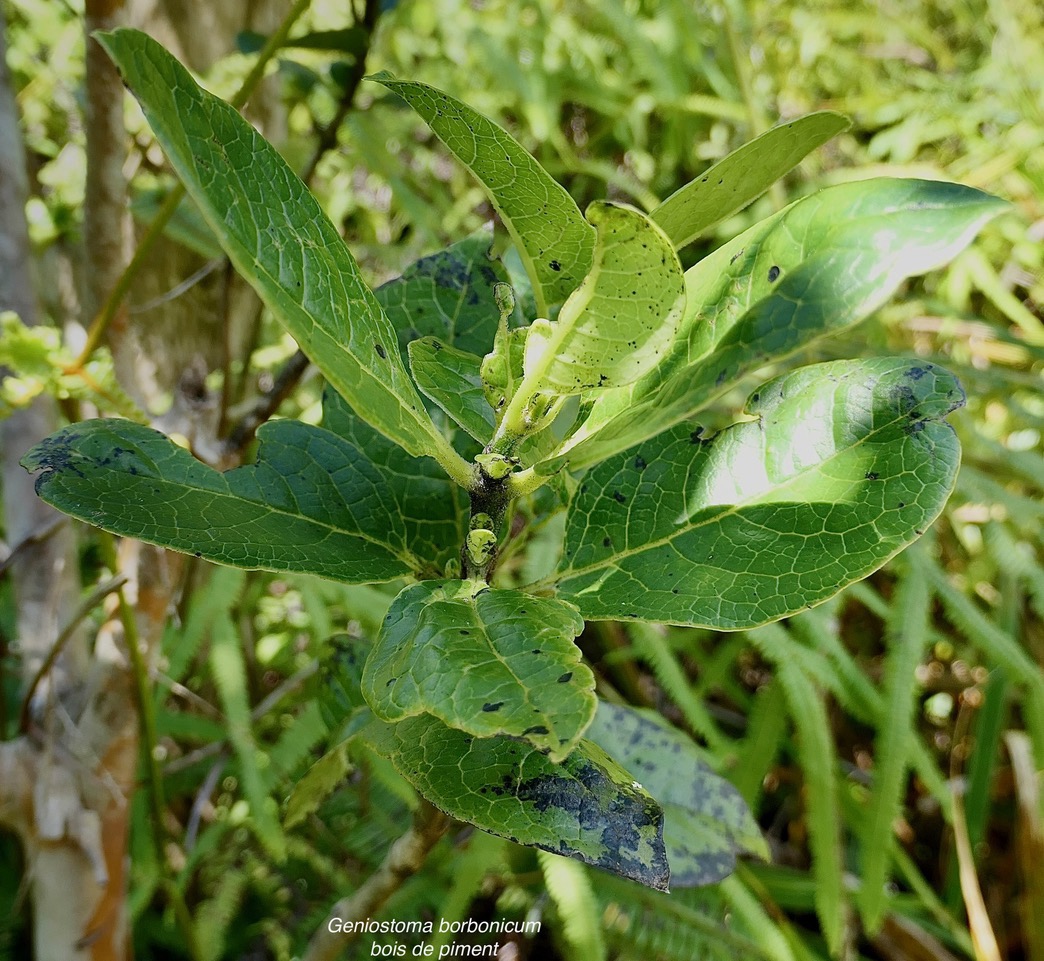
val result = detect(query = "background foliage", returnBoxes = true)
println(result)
[1,0,1041,959]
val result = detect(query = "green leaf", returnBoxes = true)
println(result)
[650,112,850,249]
[320,385,468,573]
[408,338,495,441]
[283,743,351,830]
[520,202,684,395]
[21,417,424,583]
[362,714,670,890]
[372,75,595,315]
[586,702,767,886]
[362,580,594,761]
[547,179,1005,473]
[551,358,964,629]
[317,634,372,736]
[375,228,516,356]
[97,30,469,484]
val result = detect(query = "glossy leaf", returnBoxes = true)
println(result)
[408,338,495,441]
[363,580,594,760]
[21,415,439,583]
[551,358,965,629]
[97,30,467,481]
[375,228,515,356]
[362,715,670,890]
[522,202,685,394]
[650,111,850,249]
[546,179,1005,473]
[586,702,767,886]
[321,386,468,573]
[372,75,595,314]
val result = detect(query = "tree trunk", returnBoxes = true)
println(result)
[2,4,289,958]
[1,5,110,958]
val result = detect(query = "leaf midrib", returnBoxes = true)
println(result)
[66,447,421,571]
[546,394,949,588]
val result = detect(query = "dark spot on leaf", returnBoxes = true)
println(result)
[906,366,928,380]
[602,537,612,548]
[865,471,879,480]
[374,343,386,359]
[482,701,504,712]
[431,340,443,351]
[549,260,562,271]
[768,265,781,282]
[194,551,202,558]
[898,502,906,508]
[716,369,727,387]
[730,248,744,264]
[634,455,647,471]
[523,725,549,736]
[612,491,626,503]
[459,629,470,635]
[558,672,573,683]
[690,428,704,444]
[386,677,396,686]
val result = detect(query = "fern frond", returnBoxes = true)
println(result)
[538,851,607,961]
[958,467,1044,531]
[749,622,848,955]
[266,699,327,786]
[719,874,798,961]
[155,708,225,745]
[210,609,284,859]
[731,679,787,806]
[984,522,1044,619]
[166,566,247,683]
[859,548,932,931]
[283,743,351,830]
[629,622,726,752]
[597,874,759,961]
[282,835,355,891]
[924,560,1043,689]
[194,864,247,961]
[428,833,507,952]
[295,575,335,644]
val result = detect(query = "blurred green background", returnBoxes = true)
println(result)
[1,0,1041,959]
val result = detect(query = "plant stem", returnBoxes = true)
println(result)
[71,0,313,372]
[18,573,127,732]
[304,800,450,961]
[98,534,202,961]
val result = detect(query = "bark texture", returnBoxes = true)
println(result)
[2,7,104,959]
